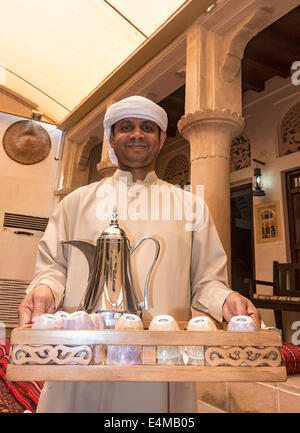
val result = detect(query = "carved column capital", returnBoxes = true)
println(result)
[178,108,245,160]
[77,136,101,171]
[54,186,77,198]
[96,159,117,178]
[220,7,274,82]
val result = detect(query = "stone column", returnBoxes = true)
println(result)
[178,108,244,272]
[178,21,246,279]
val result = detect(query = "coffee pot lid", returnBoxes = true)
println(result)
[100,206,127,238]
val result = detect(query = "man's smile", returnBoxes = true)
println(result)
[127,143,148,149]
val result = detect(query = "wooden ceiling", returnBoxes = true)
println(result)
[160,5,300,137]
[242,5,300,93]
[159,86,185,138]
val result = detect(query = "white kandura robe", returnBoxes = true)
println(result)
[27,170,231,413]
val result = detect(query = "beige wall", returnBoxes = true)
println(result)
[0,111,62,281]
[230,75,300,339]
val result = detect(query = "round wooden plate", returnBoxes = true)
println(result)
[3,120,51,165]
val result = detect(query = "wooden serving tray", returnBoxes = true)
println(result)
[6,325,287,383]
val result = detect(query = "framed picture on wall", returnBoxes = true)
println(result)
[255,201,282,243]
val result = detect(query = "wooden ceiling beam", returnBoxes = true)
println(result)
[242,57,289,79]
[247,30,300,61]
[242,76,265,93]
[160,103,184,118]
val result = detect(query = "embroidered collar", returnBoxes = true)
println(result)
[112,169,158,185]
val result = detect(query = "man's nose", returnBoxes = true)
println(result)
[130,127,144,139]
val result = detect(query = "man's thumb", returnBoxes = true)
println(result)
[19,307,32,327]
[31,301,47,323]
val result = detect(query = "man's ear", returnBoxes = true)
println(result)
[110,134,115,150]
[159,131,167,150]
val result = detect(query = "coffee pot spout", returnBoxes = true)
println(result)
[61,240,96,275]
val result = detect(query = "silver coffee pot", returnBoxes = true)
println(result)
[62,208,160,318]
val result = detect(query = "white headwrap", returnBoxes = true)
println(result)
[103,95,168,165]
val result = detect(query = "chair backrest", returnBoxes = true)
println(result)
[273,261,300,297]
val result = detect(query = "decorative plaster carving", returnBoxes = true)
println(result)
[163,154,190,187]
[178,108,245,159]
[230,134,251,172]
[77,136,101,171]
[280,101,300,156]
[220,7,274,82]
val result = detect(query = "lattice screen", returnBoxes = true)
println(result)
[163,154,190,187]
[230,134,251,172]
[280,101,300,156]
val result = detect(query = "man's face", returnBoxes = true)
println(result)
[110,117,166,171]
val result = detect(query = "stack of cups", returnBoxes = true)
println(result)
[227,315,258,332]
[54,310,70,322]
[98,311,122,329]
[89,313,106,364]
[186,316,218,365]
[63,311,94,330]
[32,313,64,329]
[227,315,258,366]
[62,311,94,364]
[31,310,107,364]
[60,310,107,364]
[31,313,65,364]
[106,313,143,365]
[149,315,183,365]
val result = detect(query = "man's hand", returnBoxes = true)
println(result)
[18,284,55,327]
[222,291,261,329]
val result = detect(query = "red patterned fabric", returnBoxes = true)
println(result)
[281,342,300,375]
[0,339,43,412]
[0,378,24,412]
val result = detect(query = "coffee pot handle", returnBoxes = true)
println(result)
[130,236,160,311]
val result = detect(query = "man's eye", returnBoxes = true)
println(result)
[143,125,154,132]
[120,125,132,131]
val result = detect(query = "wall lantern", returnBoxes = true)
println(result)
[252,159,266,196]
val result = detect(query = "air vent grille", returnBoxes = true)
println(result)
[3,213,49,232]
[0,279,29,327]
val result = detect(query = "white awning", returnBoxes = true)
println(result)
[0,0,188,124]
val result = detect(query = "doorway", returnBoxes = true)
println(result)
[230,184,255,297]
[286,167,300,263]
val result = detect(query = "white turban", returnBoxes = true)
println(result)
[103,95,168,165]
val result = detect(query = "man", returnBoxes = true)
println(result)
[19,96,260,412]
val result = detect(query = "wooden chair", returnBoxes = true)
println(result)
[245,261,300,339]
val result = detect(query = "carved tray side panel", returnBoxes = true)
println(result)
[204,346,283,367]
[10,344,93,365]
